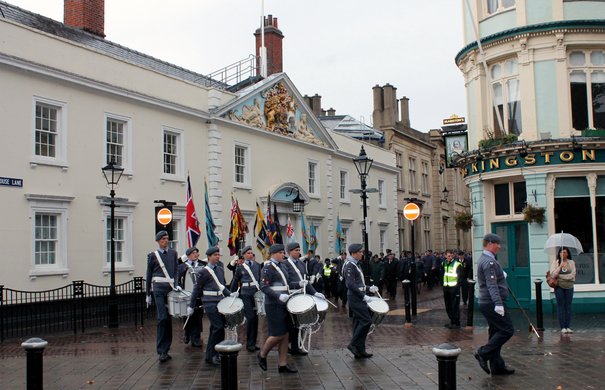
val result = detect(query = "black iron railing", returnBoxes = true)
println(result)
[0,277,152,342]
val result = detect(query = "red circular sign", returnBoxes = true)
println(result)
[403,203,421,221]
[157,208,173,225]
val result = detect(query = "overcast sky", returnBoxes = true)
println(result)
[6,0,467,132]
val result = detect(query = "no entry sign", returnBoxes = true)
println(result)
[403,202,421,221]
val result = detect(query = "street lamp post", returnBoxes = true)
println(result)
[353,146,374,277]
[102,161,124,328]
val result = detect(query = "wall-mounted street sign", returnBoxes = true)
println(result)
[403,202,421,221]
[0,176,23,187]
[156,208,173,226]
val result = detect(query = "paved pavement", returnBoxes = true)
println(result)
[1,284,604,389]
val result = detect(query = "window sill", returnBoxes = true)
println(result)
[160,175,185,185]
[408,190,420,195]
[30,159,69,170]
[309,194,321,200]
[233,183,253,191]
[379,206,387,210]
[29,268,70,279]
[339,199,351,205]
[481,6,515,21]
[103,266,135,275]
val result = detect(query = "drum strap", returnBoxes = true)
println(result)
[351,261,366,289]
[287,258,304,281]
[204,266,226,293]
[154,251,175,289]
[242,263,260,291]
[270,262,289,291]
[184,262,200,289]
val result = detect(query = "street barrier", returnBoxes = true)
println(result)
[432,343,461,390]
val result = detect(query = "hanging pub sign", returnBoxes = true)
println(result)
[443,131,468,168]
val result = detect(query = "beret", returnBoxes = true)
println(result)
[185,247,198,256]
[155,230,169,241]
[206,246,220,256]
[483,233,501,244]
[286,242,300,252]
[348,243,363,254]
[269,244,285,254]
[240,245,253,255]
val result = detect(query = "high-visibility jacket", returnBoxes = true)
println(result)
[443,260,461,287]
[323,264,332,277]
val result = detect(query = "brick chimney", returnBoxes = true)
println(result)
[372,84,398,129]
[64,0,105,38]
[254,15,284,77]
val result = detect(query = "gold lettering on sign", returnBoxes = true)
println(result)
[481,160,485,171]
[489,158,500,169]
[582,149,596,161]
[471,163,478,173]
[524,154,536,165]
[560,151,573,162]
[505,156,518,167]
[542,152,554,163]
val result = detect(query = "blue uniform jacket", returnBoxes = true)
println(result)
[284,257,317,294]
[146,248,179,293]
[477,251,509,306]
[189,261,231,308]
[230,260,262,296]
[344,257,370,300]
[261,260,299,305]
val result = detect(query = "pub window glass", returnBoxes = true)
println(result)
[513,182,527,214]
[494,183,510,215]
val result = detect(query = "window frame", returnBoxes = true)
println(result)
[408,157,417,193]
[568,50,605,131]
[32,96,68,168]
[421,161,430,195]
[339,169,350,202]
[485,0,516,16]
[378,179,386,208]
[492,180,527,218]
[102,207,135,273]
[308,160,320,197]
[490,58,522,136]
[105,113,133,175]
[161,126,185,182]
[233,142,252,189]
[396,152,405,190]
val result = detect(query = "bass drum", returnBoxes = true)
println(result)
[217,297,245,329]
[367,298,389,327]
[286,294,318,328]
[254,290,266,316]
[311,295,329,324]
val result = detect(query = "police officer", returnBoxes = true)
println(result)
[474,233,515,376]
[257,244,300,373]
[187,246,237,366]
[146,230,180,363]
[177,247,204,347]
[230,245,261,352]
[442,249,463,329]
[344,243,379,359]
[284,242,325,355]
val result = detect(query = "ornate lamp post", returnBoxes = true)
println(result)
[102,161,124,328]
[353,146,374,277]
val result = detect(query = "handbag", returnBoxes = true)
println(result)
[546,271,558,288]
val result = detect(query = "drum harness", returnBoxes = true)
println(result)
[287,258,322,352]
[241,262,264,316]
[182,261,202,330]
[204,266,245,340]
[153,251,175,289]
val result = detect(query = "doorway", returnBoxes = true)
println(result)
[492,222,531,308]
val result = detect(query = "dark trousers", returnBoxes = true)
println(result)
[184,299,203,344]
[348,294,372,352]
[205,305,225,360]
[386,279,397,299]
[339,280,348,306]
[478,303,514,371]
[460,280,469,304]
[554,287,574,329]
[153,288,172,355]
[241,294,258,348]
[443,286,460,325]
[289,314,301,351]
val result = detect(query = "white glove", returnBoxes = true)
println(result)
[314,292,326,299]
[502,271,507,279]
[494,305,505,316]
[279,294,289,303]
[299,280,309,288]
[230,292,239,299]
[186,306,194,317]
[230,257,238,267]
[145,295,152,307]
[363,295,372,303]
[173,286,183,292]
[309,275,316,284]
[369,285,379,293]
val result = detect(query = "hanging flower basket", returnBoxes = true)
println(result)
[523,204,546,226]
[454,211,473,231]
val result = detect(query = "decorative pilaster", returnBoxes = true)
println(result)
[207,123,223,243]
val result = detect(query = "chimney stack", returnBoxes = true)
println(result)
[311,94,322,117]
[400,96,411,127]
[254,15,284,77]
[372,84,398,129]
[64,0,105,38]
[327,108,336,116]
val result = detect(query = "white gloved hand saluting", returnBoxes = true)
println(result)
[369,285,379,293]
[279,294,289,303]
[314,292,325,299]
[186,306,194,317]
[145,295,152,308]
[299,280,309,288]
[230,256,238,267]
[230,292,239,299]
[494,305,505,316]
[173,286,183,292]
[363,295,373,303]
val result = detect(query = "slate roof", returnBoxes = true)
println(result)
[319,114,384,142]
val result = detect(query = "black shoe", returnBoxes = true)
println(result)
[247,346,260,352]
[492,367,515,376]
[182,335,190,344]
[359,351,373,358]
[191,342,202,348]
[288,348,308,356]
[474,351,490,374]
[444,323,452,328]
[205,356,221,366]
[347,344,362,358]
[450,324,461,329]
[159,353,169,363]
[257,353,267,371]
[278,364,298,373]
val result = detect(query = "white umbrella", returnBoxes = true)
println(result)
[543,232,583,255]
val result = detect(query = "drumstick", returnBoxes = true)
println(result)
[375,291,389,301]
[228,287,241,308]
[319,297,338,308]
[183,305,203,329]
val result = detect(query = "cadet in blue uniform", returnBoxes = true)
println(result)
[187,246,236,366]
[344,243,379,358]
[177,247,204,347]
[230,245,261,352]
[146,230,180,363]
[284,242,325,355]
[474,233,515,376]
[257,244,300,373]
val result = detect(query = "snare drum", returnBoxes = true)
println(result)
[217,297,245,329]
[167,290,192,318]
[254,291,266,316]
[367,298,389,327]
[287,294,318,328]
[311,296,329,324]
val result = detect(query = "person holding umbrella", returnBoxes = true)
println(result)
[549,247,576,333]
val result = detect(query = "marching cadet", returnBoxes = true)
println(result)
[344,243,379,358]
[187,246,238,366]
[284,242,325,355]
[257,244,301,373]
[177,247,204,347]
[146,230,180,363]
[230,245,262,352]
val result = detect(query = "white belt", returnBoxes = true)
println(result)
[271,286,288,292]
[152,276,173,283]
[242,282,257,287]
[357,287,365,291]
[203,290,222,296]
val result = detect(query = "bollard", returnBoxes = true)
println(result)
[401,279,412,326]
[215,339,242,390]
[534,278,544,331]
[466,279,476,328]
[21,337,48,390]
[432,343,462,390]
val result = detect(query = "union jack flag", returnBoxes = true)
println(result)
[186,175,201,248]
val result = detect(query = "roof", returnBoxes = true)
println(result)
[0,1,222,88]
[319,114,384,141]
